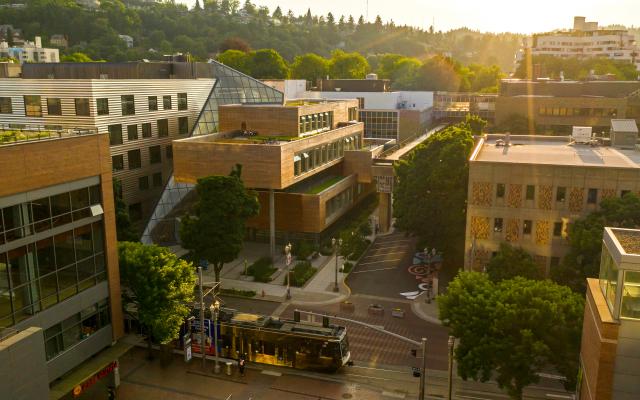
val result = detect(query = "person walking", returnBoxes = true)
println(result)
[239,354,246,377]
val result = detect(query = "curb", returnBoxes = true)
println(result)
[411,292,442,326]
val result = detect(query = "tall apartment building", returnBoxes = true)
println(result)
[579,227,640,400]
[0,36,59,63]
[465,129,640,275]
[0,62,215,225]
[154,99,378,257]
[495,79,640,134]
[516,16,640,71]
[0,131,124,399]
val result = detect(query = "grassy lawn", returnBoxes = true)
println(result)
[307,176,345,194]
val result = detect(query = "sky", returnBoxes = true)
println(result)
[179,0,639,34]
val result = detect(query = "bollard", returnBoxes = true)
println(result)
[225,361,232,376]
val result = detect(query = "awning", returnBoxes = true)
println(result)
[302,153,309,158]
[294,155,301,162]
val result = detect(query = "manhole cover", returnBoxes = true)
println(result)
[342,394,353,399]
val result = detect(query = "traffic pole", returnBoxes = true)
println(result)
[447,336,455,400]
[199,267,206,369]
[419,337,427,400]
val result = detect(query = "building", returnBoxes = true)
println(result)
[465,132,640,275]
[118,35,133,49]
[516,16,640,71]
[0,62,216,225]
[164,99,377,251]
[0,129,125,399]
[0,36,59,63]
[305,78,433,144]
[433,92,497,125]
[49,34,68,49]
[495,79,640,134]
[579,227,640,400]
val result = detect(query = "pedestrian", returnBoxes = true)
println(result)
[239,355,246,377]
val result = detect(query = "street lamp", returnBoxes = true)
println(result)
[284,243,292,299]
[210,300,221,374]
[332,237,343,292]
[447,336,455,400]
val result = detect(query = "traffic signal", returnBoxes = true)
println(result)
[294,311,300,322]
[107,387,116,400]
[412,367,421,377]
[411,349,417,357]
[322,316,329,327]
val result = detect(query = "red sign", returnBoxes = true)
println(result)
[73,361,117,397]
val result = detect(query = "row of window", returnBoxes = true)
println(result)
[348,107,358,121]
[44,300,110,360]
[360,111,399,139]
[112,145,172,172]
[600,252,640,320]
[495,183,614,205]
[0,222,107,328]
[538,106,618,118]
[0,185,101,246]
[325,187,354,222]
[108,117,188,146]
[138,172,165,191]
[298,111,334,134]
[0,93,188,117]
[492,217,566,237]
[293,135,361,177]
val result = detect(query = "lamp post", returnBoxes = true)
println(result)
[284,243,292,299]
[332,237,342,292]
[447,336,455,400]
[210,300,221,374]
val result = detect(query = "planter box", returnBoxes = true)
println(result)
[340,301,355,312]
[391,308,405,318]
[368,304,384,316]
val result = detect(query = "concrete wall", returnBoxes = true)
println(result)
[47,325,113,382]
[612,320,640,399]
[305,91,433,111]
[0,327,49,400]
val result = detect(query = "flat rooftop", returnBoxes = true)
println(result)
[472,135,640,169]
[610,228,640,256]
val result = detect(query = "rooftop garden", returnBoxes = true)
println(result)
[0,130,58,144]
[306,176,346,194]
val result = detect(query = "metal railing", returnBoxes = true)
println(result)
[0,125,98,146]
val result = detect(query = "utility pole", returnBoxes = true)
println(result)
[296,309,428,399]
[447,336,455,400]
[198,266,206,369]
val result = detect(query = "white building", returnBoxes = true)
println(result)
[516,16,640,71]
[0,36,59,63]
[118,34,134,49]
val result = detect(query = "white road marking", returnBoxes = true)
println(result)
[381,391,406,399]
[261,370,282,376]
[352,267,396,274]
[362,251,407,259]
[537,373,566,380]
[358,259,403,266]
[545,395,574,399]
[372,239,413,245]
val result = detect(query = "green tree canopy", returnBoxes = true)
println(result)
[554,193,640,292]
[217,49,251,75]
[60,52,95,62]
[118,241,196,355]
[416,55,461,91]
[291,53,329,83]
[180,166,260,284]
[329,50,369,79]
[393,123,475,270]
[439,271,584,399]
[486,243,542,282]
[247,48,289,79]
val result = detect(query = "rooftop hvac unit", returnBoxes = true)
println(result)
[366,73,378,80]
[572,126,593,144]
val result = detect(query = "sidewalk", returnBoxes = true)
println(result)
[411,291,442,325]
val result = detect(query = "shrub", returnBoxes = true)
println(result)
[288,261,317,287]
[247,257,276,283]
[220,288,256,298]
[293,240,315,260]
[342,261,354,273]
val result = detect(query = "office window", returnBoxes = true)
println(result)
[112,155,124,171]
[24,95,42,117]
[178,93,188,110]
[556,187,566,202]
[74,98,90,116]
[108,124,123,145]
[157,119,169,137]
[127,125,138,141]
[587,188,598,204]
[121,95,135,116]
[96,98,109,116]
[494,218,503,232]
[148,96,158,111]
[138,176,149,191]
[553,222,563,237]
[0,97,12,114]
[152,172,162,187]
[496,183,505,199]
[149,145,161,164]
[178,116,189,135]
[127,149,141,170]
[523,220,532,235]
[47,98,62,116]
[138,124,150,140]
[526,185,535,201]
[163,95,172,110]
[128,203,142,222]
[166,145,173,159]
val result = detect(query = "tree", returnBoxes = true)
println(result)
[496,113,535,134]
[217,49,251,75]
[393,123,475,270]
[326,12,335,26]
[486,243,542,282]
[194,0,202,11]
[463,114,487,135]
[61,52,95,62]
[291,53,328,83]
[113,180,138,242]
[247,48,289,79]
[439,272,584,399]
[180,166,260,285]
[119,241,196,358]
[554,193,640,292]
[219,36,251,53]
[272,6,282,20]
[416,55,461,91]
[329,50,369,79]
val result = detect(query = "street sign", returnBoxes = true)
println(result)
[374,175,394,193]
[184,338,192,362]
[199,259,208,271]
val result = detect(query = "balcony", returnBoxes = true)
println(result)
[0,125,98,146]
